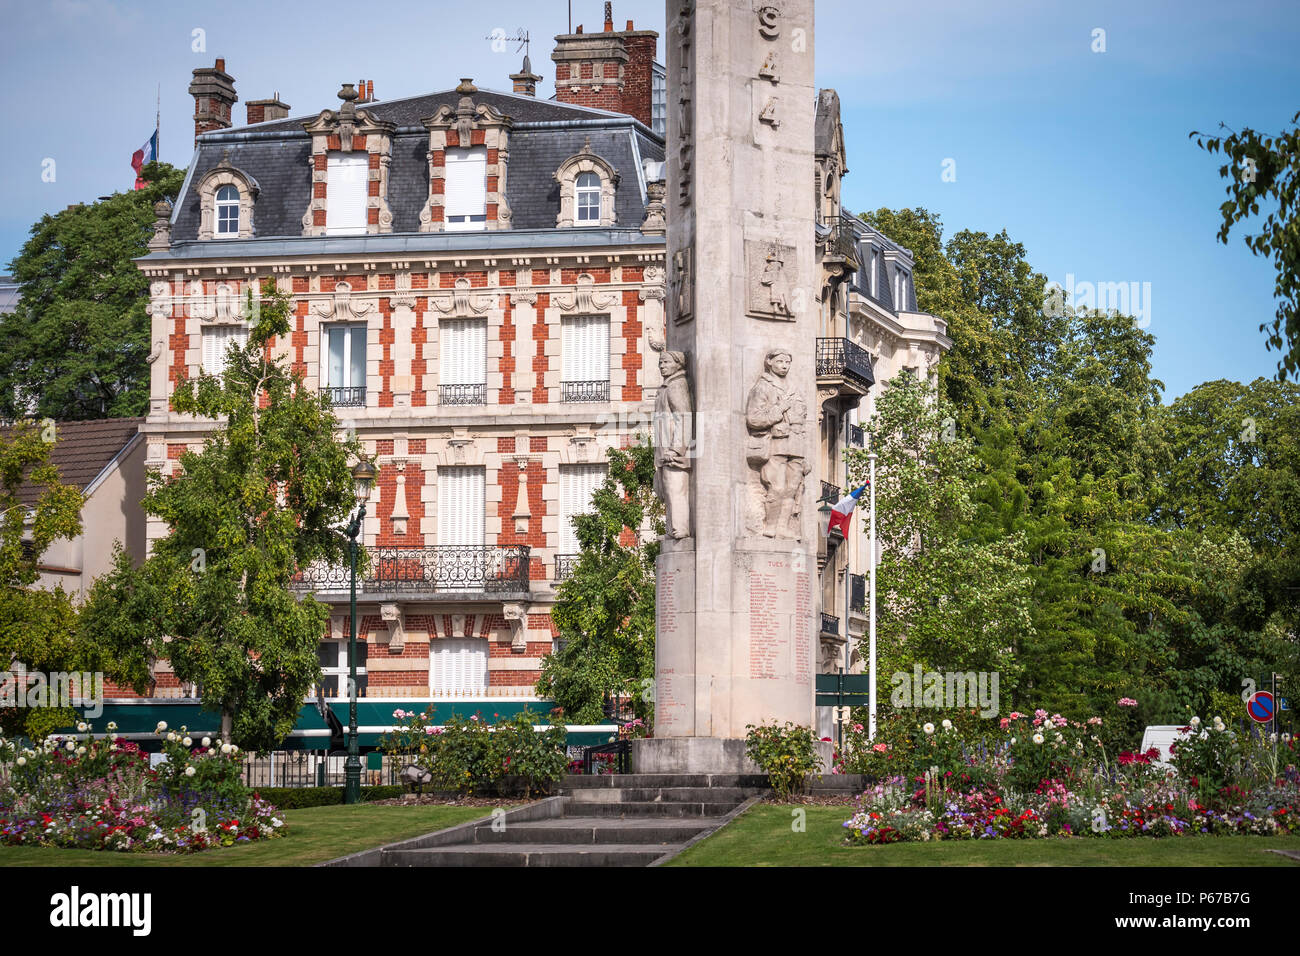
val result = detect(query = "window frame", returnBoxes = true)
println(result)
[214,185,241,238]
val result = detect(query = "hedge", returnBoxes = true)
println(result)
[254,785,406,809]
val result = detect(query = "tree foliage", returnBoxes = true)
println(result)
[78,281,361,749]
[1,161,186,420]
[536,438,660,724]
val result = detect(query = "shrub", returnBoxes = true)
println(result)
[744,721,823,799]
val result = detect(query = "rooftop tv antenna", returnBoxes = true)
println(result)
[485,27,531,59]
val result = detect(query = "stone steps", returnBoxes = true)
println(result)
[564,785,759,803]
[558,773,770,789]
[385,844,672,867]
[472,816,718,845]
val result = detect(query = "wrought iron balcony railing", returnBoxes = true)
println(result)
[326,385,366,407]
[553,553,581,581]
[850,573,866,611]
[847,423,865,448]
[293,545,531,595]
[439,383,487,406]
[821,481,841,503]
[821,613,841,637]
[818,213,861,265]
[561,380,610,403]
[815,337,876,392]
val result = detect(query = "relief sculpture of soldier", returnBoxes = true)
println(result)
[653,350,693,539]
[744,348,811,538]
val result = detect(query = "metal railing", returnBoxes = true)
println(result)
[819,213,860,263]
[561,380,610,403]
[243,750,400,789]
[293,545,532,595]
[326,385,366,407]
[554,553,581,581]
[847,423,865,448]
[821,481,841,503]
[439,383,486,406]
[582,740,631,775]
[850,573,866,611]
[821,613,841,637]
[815,337,876,392]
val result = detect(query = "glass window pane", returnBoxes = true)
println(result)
[328,328,345,387]
[349,327,366,388]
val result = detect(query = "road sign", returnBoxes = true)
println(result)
[1247,690,1275,724]
[1281,697,1290,712]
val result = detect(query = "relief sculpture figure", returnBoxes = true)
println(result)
[653,350,693,539]
[744,348,810,538]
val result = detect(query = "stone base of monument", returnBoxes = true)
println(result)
[630,737,836,775]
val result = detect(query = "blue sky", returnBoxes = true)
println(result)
[0,0,1296,400]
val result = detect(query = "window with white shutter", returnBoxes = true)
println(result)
[438,466,485,547]
[430,639,488,696]
[201,324,248,376]
[560,314,610,402]
[444,147,487,232]
[326,152,368,235]
[559,463,607,555]
[322,324,366,405]
[439,319,487,405]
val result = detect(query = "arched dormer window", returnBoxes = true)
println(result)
[554,139,619,228]
[196,155,258,240]
[215,185,240,237]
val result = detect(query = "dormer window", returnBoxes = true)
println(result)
[575,172,601,223]
[325,152,368,236]
[444,146,487,232]
[894,268,911,311]
[215,185,240,236]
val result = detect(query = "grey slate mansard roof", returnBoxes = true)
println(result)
[842,208,916,314]
[170,87,665,243]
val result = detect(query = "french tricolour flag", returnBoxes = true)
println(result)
[827,483,869,538]
[131,129,158,190]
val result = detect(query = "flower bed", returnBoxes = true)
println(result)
[0,722,286,854]
[841,707,1299,845]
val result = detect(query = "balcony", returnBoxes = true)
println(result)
[326,385,366,407]
[293,545,531,598]
[553,553,581,581]
[439,383,486,406]
[816,337,876,395]
[820,613,841,639]
[820,481,841,503]
[847,423,865,448]
[818,215,860,280]
[561,380,610,403]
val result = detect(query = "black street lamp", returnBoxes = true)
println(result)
[343,458,377,805]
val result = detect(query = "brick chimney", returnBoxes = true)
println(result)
[355,80,376,103]
[246,92,291,125]
[188,58,238,144]
[551,3,657,127]
[510,54,542,97]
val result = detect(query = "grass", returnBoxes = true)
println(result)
[0,803,501,867]
[668,804,1300,867]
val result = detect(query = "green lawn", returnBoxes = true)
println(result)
[669,805,1300,867]
[0,803,497,867]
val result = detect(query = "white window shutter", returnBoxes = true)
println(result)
[438,466,485,547]
[202,325,247,376]
[326,152,368,235]
[444,147,487,230]
[440,319,487,385]
[432,639,487,695]
[559,463,606,554]
[562,315,610,382]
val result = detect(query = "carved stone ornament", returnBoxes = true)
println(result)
[744,348,810,539]
[379,603,405,651]
[554,139,620,228]
[312,281,378,323]
[746,240,797,320]
[502,602,529,653]
[431,277,493,316]
[190,281,248,324]
[757,4,781,39]
[418,79,514,232]
[148,200,173,251]
[300,84,396,237]
[392,271,417,309]
[555,273,618,313]
[652,349,693,539]
[670,248,694,323]
[641,180,667,235]
[509,290,538,307]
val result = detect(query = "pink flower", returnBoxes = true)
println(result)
[1008,711,1024,720]
[1052,714,1067,727]
[1118,697,1138,707]
[873,743,889,753]
[852,724,863,733]
[1087,716,1102,726]
[999,718,1010,729]
[1034,709,1048,719]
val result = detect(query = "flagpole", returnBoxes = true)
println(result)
[868,445,877,741]
[156,83,161,160]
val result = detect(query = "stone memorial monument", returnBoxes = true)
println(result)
[632,0,825,773]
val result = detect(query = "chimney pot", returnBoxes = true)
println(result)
[604,1,613,31]
[626,20,634,30]
[367,80,374,101]
[215,58,225,72]
[576,25,582,34]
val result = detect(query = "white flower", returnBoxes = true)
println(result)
[167,732,178,742]
[1032,733,1045,745]
[941,719,953,730]
[106,721,117,731]
[201,737,211,747]
[221,744,232,755]
[1285,734,1293,743]
[1010,737,1017,745]
[213,739,223,749]
[156,721,167,732]
[76,722,88,732]
[65,741,75,752]
[76,746,86,756]
[110,744,118,752]
[923,723,935,735]
[184,766,196,777]
[231,745,238,754]
[16,757,25,766]
[1189,716,1200,727]
[183,737,192,747]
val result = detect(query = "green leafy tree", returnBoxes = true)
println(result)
[0,421,85,738]
[1193,112,1300,380]
[537,438,660,724]
[78,281,361,749]
[1,162,186,420]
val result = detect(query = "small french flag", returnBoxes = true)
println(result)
[827,483,869,538]
[131,129,158,190]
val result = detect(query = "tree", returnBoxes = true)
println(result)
[78,281,361,749]
[1,161,186,420]
[1193,112,1300,380]
[0,421,85,739]
[537,438,660,724]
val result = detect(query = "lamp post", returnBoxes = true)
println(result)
[343,459,377,805]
